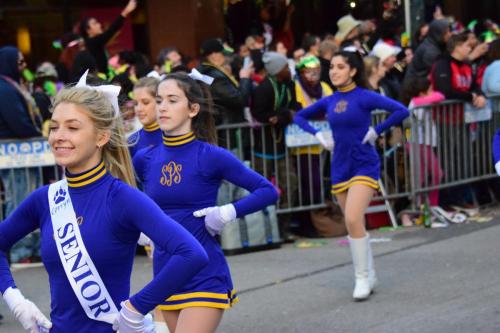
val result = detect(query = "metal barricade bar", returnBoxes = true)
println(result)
[216,97,500,222]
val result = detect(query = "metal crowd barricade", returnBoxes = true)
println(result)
[216,96,500,219]
[408,98,500,208]
[216,121,330,214]
[0,137,60,263]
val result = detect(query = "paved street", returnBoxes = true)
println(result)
[1,208,500,333]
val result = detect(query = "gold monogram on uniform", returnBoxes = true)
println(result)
[334,100,348,113]
[160,161,182,186]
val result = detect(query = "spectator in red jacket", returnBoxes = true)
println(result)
[430,32,484,209]
[431,32,486,108]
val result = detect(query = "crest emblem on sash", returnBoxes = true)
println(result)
[54,187,67,204]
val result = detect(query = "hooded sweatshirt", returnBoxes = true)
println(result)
[405,19,450,80]
[0,46,41,138]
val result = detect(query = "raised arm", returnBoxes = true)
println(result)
[410,91,446,107]
[90,0,136,46]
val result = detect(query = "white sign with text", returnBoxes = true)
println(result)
[285,121,332,147]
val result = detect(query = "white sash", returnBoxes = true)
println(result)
[48,179,118,324]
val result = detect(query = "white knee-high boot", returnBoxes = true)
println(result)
[348,235,372,301]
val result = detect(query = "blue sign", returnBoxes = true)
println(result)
[0,139,55,169]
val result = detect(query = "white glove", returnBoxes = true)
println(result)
[113,301,150,333]
[137,233,151,247]
[314,131,334,151]
[193,204,236,236]
[362,127,378,146]
[495,161,500,176]
[144,313,156,333]
[3,287,52,333]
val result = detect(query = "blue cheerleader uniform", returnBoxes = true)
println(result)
[294,82,409,195]
[0,162,208,333]
[133,132,278,310]
[128,122,162,157]
[493,129,500,164]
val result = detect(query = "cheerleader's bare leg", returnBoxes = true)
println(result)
[336,184,377,300]
[162,308,223,333]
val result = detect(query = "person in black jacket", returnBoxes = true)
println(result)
[197,38,253,155]
[318,40,337,89]
[197,38,252,126]
[79,0,136,77]
[404,19,451,81]
[0,46,43,263]
[251,51,300,241]
[0,47,41,139]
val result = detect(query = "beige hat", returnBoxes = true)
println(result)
[371,43,401,63]
[335,15,361,42]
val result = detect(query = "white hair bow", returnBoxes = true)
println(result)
[188,68,214,85]
[76,69,121,116]
[342,46,359,53]
[146,70,166,80]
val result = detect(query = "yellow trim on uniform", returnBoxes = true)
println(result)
[350,180,379,189]
[68,169,107,188]
[163,132,196,146]
[332,181,379,194]
[143,122,160,132]
[332,176,378,189]
[157,289,239,311]
[166,291,229,301]
[66,161,105,182]
[337,81,356,93]
[229,289,239,305]
[163,136,196,146]
[230,296,240,306]
[331,179,350,189]
[163,131,194,142]
[157,302,230,311]
[330,176,379,194]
